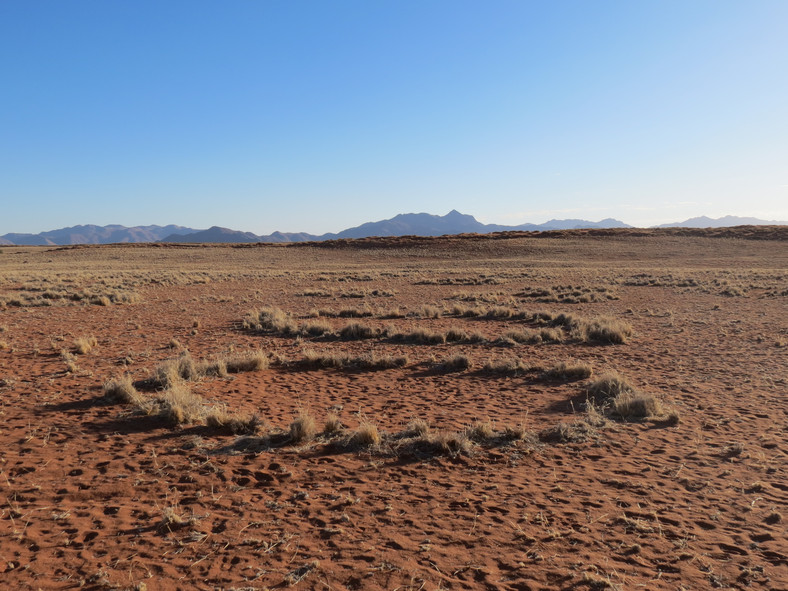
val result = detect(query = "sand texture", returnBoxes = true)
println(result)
[0,228,786,590]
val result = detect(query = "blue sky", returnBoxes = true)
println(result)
[2,1,787,234]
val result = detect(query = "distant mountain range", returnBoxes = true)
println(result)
[1,212,785,245]
[653,215,787,228]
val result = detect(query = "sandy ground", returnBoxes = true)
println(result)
[0,229,786,590]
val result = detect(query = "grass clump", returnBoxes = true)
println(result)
[205,407,261,435]
[404,418,430,437]
[544,361,593,381]
[585,371,666,421]
[351,421,381,447]
[158,383,206,425]
[323,414,344,435]
[299,320,333,336]
[482,358,534,376]
[466,420,495,442]
[612,393,664,420]
[102,375,144,405]
[339,322,376,340]
[390,329,446,344]
[300,349,407,371]
[289,411,318,443]
[586,372,635,401]
[579,316,633,344]
[73,335,97,355]
[244,307,297,334]
[434,354,471,372]
[224,350,269,372]
[539,420,594,443]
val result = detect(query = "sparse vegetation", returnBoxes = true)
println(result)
[289,411,317,443]
[73,335,98,354]
[544,361,593,381]
[103,375,144,405]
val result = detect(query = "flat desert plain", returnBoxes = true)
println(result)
[0,228,786,591]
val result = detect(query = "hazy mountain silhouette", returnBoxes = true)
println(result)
[0,224,196,246]
[160,226,260,243]
[3,212,784,246]
[654,215,788,228]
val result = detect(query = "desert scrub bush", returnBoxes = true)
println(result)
[390,329,446,344]
[543,361,593,381]
[204,407,260,435]
[61,350,79,373]
[102,375,144,405]
[158,383,206,425]
[73,335,97,355]
[300,288,332,297]
[539,420,594,443]
[466,420,495,442]
[485,306,527,320]
[585,372,666,421]
[427,430,471,455]
[445,326,486,343]
[446,304,486,317]
[339,322,377,340]
[351,421,381,447]
[379,307,407,319]
[403,418,430,437]
[414,305,442,318]
[289,411,317,443]
[504,328,563,345]
[578,316,633,344]
[337,306,374,318]
[434,354,471,372]
[243,307,297,334]
[223,349,269,372]
[153,353,198,388]
[323,414,344,434]
[89,295,111,306]
[585,372,635,402]
[612,392,664,420]
[482,358,536,376]
[299,320,333,337]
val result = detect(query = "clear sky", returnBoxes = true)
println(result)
[2,1,787,234]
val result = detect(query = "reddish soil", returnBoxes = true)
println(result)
[0,229,786,590]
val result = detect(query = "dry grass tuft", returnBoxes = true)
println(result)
[244,307,297,334]
[339,322,376,340]
[204,407,260,435]
[404,418,430,437]
[73,335,98,355]
[103,376,144,405]
[428,430,471,455]
[434,354,471,372]
[157,383,206,425]
[482,358,535,376]
[579,316,633,344]
[466,420,495,442]
[539,420,594,444]
[323,414,344,434]
[299,320,333,336]
[586,372,635,401]
[159,507,197,533]
[390,329,447,344]
[224,349,269,372]
[613,393,664,419]
[289,411,318,443]
[544,361,593,381]
[351,421,381,447]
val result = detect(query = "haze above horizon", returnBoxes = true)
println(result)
[2,1,787,235]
